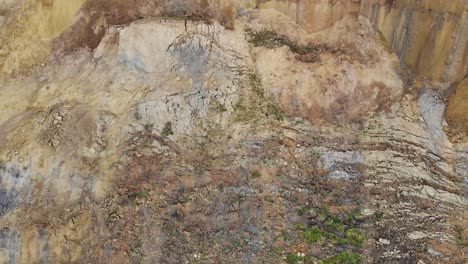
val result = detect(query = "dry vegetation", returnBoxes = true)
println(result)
[247,29,346,63]
[162,0,236,29]
[53,0,236,56]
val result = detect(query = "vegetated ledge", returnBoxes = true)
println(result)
[246,28,345,63]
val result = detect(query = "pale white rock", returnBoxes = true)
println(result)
[408,231,428,240]
[378,238,390,245]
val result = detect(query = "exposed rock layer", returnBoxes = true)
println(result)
[0,1,466,263]
[258,0,361,33]
[259,0,468,134]
[361,0,467,83]
[446,77,468,135]
[260,0,467,83]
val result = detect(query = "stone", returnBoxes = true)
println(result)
[378,238,390,245]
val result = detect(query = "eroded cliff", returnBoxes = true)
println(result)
[362,0,467,84]
[0,1,466,263]
[259,0,467,83]
[260,0,468,136]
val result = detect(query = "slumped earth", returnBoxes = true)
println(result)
[0,0,466,263]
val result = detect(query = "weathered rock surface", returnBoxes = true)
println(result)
[258,0,361,33]
[0,1,466,263]
[446,77,468,136]
[254,12,403,124]
[361,0,467,83]
[261,0,468,151]
[260,0,467,83]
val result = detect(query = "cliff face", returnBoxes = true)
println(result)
[258,0,361,33]
[446,77,468,136]
[361,0,468,136]
[260,0,467,83]
[259,0,468,134]
[0,1,466,263]
[253,12,404,124]
[361,0,467,83]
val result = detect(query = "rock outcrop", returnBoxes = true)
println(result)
[446,77,468,136]
[259,0,467,83]
[253,11,403,124]
[0,1,466,263]
[361,0,467,83]
[260,0,468,137]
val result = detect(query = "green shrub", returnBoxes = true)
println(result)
[326,216,345,231]
[305,226,365,247]
[286,253,305,264]
[162,122,174,136]
[305,227,330,244]
[296,206,308,216]
[321,252,363,264]
[344,229,365,247]
[375,211,384,221]
[281,230,291,241]
[250,170,261,178]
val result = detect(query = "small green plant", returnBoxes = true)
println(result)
[250,171,261,178]
[177,194,190,204]
[248,29,293,49]
[294,222,306,230]
[313,207,330,219]
[305,227,329,244]
[375,211,384,222]
[321,252,363,264]
[346,209,362,223]
[128,191,149,200]
[162,122,174,136]
[281,230,291,241]
[344,229,366,247]
[234,70,286,123]
[296,206,308,216]
[326,216,345,231]
[286,253,305,264]
[304,226,365,247]
[454,225,467,246]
